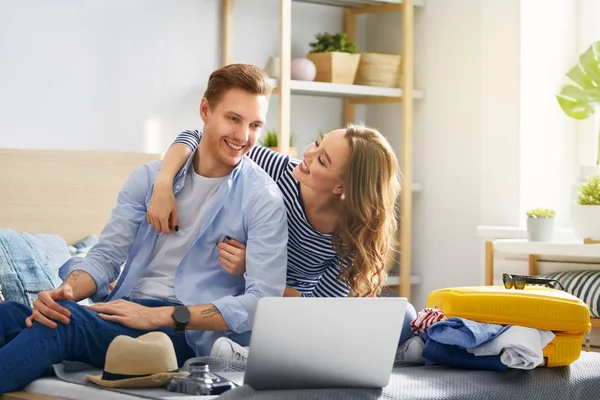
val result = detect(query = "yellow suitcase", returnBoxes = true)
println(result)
[426,285,592,367]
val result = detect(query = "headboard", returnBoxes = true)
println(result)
[0,149,161,244]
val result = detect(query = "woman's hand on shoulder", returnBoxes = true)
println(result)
[147,180,179,234]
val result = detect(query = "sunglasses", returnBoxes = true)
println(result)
[503,273,565,291]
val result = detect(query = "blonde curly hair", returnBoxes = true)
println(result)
[332,123,402,297]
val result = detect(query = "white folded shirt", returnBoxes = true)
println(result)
[466,326,555,370]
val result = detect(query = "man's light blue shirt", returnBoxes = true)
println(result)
[59,147,288,355]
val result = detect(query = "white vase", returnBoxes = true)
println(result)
[290,58,316,81]
[571,203,600,240]
[263,56,279,79]
[526,218,555,242]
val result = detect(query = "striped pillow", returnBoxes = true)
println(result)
[539,270,600,318]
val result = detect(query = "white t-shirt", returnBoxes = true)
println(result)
[130,163,227,303]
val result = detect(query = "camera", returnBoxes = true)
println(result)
[166,361,236,396]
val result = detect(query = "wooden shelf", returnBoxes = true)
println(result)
[411,181,423,192]
[269,78,423,99]
[221,0,419,301]
[493,239,600,259]
[293,0,424,8]
[386,274,422,286]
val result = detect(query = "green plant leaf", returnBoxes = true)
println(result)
[577,174,600,205]
[557,85,599,120]
[526,208,556,218]
[258,130,295,147]
[557,41,600,120]
[308,32,357,54]
[580,41,600,83]
[258,129,278,147]
[566,65,595,89]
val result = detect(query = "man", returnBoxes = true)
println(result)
[0,63,288,394]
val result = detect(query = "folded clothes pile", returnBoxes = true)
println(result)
[410,308,554,371]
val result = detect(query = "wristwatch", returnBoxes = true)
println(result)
[172,306,191,333]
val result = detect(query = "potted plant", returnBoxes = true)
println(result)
[571,174,600,241]
[259,129,298,159]
[557,40,600,179]
[306,32,360,85]
[526,208,556,242]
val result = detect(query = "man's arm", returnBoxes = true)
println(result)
[90,181,288,332]
[60,270,97,301]
[206,182,288,333]
[87,179,288,333]
[59,163,153,302]
[139,303,226,331]
[90,301,230,331]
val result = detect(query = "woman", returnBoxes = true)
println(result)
[149,124,421,361]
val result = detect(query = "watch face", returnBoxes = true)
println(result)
[174,306,191,323]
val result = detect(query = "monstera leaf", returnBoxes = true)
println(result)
[557,41,600,120]
[557,41,600,164]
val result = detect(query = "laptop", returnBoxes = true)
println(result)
[218,296,407,390]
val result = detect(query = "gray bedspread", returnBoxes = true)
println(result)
[49,351,600,400]
[217,352,600,400]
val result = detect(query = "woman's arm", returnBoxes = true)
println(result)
[284,286,302,297]
[217,237,300,297]
[301,258,350,298]
[147,131,199,233]
[244,146,291,183]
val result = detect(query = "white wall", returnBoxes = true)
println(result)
[0,1,586,311]
[359,1,523,309]
[519,0,578,228]
[0,0,349,154]
[576,0,600,170]
[0,0,218,153]
[480,0,522,229]
[361,0,579,310]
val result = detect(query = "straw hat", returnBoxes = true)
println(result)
[86,331,188,388]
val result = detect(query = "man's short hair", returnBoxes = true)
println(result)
[203,63,273,107]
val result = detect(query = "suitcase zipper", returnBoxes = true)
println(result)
[586,333,591,352]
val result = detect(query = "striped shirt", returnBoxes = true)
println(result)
[174,130,349,297]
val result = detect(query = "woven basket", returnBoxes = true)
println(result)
[306,52,361,85]
[354,52,402,88]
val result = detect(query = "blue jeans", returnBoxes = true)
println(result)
[400,302,417,344]
[0,299,196,394]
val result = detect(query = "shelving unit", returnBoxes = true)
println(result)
[220,0,422,300]
[268,78,424,99]
[294,0,424,8]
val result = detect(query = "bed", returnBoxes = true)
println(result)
[0,148,161,400]
[3,148,600,400]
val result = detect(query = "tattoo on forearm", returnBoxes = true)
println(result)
[201,305,222,319]
[66,270,88,285]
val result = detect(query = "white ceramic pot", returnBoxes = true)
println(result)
[263,56,280,79]
[526,218,555,242]
[571,203,600,240]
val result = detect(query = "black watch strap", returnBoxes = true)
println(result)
[172,306,191,333]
